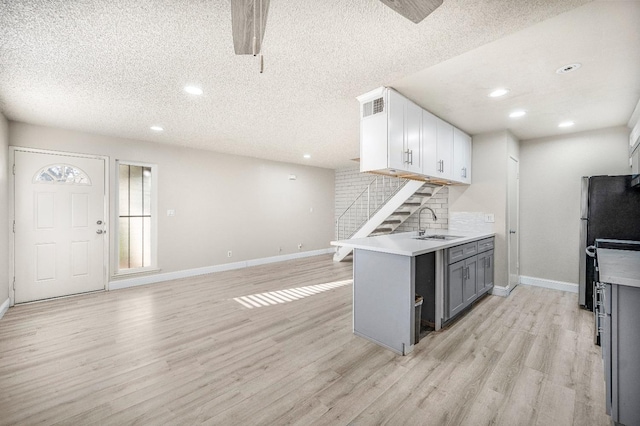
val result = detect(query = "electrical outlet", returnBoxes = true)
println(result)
[227,250,232,257]
[167,209,175,216]
[485,214,495,223]
[298,243,302,250]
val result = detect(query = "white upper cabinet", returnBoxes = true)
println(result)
[358,87,471,184]
[453,127,472,184]
[422,110,438,176]
[435,117,454,180]
[387,89,406,170]
[386,89,421,173]
[422,111,453,181]
[405,99,422,174]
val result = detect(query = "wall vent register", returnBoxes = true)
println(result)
[362,97,385,118]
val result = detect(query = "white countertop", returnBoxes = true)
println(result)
[331,229,495,257]
[598,249,640,289]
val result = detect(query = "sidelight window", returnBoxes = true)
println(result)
[116,161,157,273]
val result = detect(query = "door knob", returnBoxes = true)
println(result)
[96,229,104,234]
[509,230,516,234]
[97,220,103,225]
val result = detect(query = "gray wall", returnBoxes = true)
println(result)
[9,121,336,278]
[0,114,9,305]
[519,126,630,284]
[449,130,519,288]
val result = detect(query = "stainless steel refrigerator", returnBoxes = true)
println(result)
[579,175,640,310]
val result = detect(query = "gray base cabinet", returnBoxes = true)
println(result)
[477,250,494,295]
[602,283,640,426]
[445,237,494,322]
[447,260,465,318]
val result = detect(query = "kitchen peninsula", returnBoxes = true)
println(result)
[332,230,495,355]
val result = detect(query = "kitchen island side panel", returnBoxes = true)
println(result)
[353,249,414,355]
[613,285,640,425]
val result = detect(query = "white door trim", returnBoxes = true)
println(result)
[9,147,110,306]
[507,155,520,292]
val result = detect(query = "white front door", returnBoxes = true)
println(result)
[14,150,107,303]
[507,156,519,290]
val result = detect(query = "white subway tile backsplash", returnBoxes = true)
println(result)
[449,212,494,233]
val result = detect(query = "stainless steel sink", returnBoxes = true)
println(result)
[414,234,463,241]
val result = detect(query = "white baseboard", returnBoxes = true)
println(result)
[0,298,10,320]
[490,286,511,297]
[519,275,579,293]
[109,248,335,291]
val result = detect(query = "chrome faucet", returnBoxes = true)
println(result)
[417,206,438,236]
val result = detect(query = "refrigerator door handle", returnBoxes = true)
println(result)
[586,245,596,258]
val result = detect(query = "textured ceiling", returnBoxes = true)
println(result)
[393,0,640,142]
[0,0,621,169]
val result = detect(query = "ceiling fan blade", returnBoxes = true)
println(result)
[231,0,270,55]
[379,0,443,24]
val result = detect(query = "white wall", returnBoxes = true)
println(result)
[519,126,630,284]
[0,113,9,309]
[449,130,518,288]
[9,122,336,279]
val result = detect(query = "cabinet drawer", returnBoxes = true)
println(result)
[477,237,494,253]
[448,242,477,264]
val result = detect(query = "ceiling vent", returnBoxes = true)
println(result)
[556,63,581,74]
[363,97,385,118]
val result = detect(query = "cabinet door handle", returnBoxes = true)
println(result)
[410,149,413,165]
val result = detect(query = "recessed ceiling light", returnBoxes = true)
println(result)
[489,88,510,98]
[184,85,203,95]
[509,110,526,118]
[558,121,575,128]
[303,154,311,159]
[150,125,164,131]
[556,63,581,74]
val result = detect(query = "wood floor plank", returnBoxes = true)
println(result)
[0,255,610,425]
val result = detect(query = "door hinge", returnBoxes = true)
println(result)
[13,221,15,233]
[13,164,15,175]
[13,277,16,291]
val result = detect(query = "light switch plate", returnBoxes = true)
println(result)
[167,209,176,216]
[485,213,495,223]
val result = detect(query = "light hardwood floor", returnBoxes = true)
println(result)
[0,255,610,425]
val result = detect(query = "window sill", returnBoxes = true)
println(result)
[111,268,161,280]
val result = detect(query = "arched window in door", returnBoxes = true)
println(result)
[33,164,91,185]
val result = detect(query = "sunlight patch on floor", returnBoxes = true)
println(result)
[232,279,352,309]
